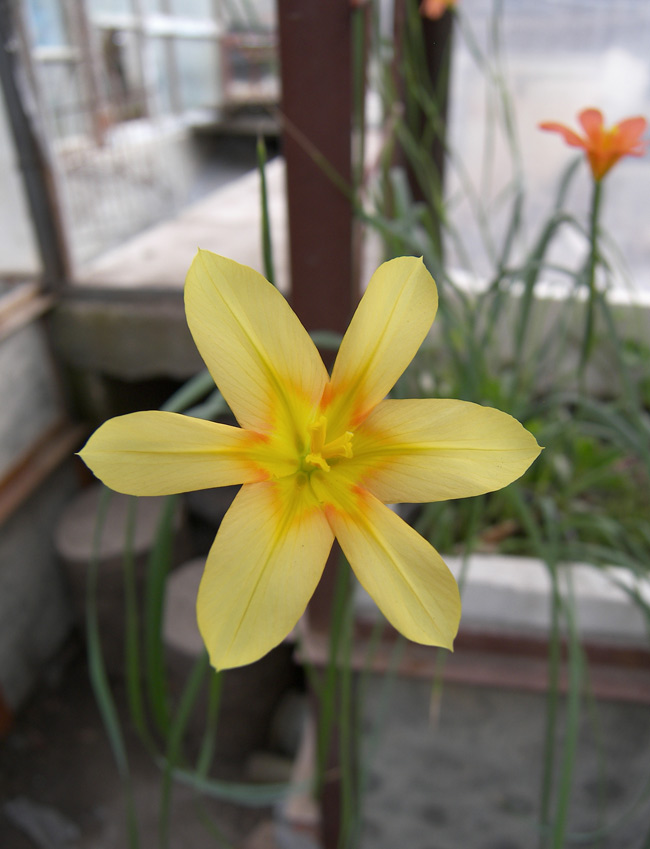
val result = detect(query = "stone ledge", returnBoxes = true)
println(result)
[355,552,650,648]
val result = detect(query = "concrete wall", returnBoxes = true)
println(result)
[0,463,77,708]
[0,321,62,479]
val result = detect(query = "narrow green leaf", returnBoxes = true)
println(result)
[159,653,210,849]
[86,487,141,849]
[144,495,179,736]
[257,136,276,287]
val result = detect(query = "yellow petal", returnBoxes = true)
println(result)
[197,480,334,670]
[185,251,328,436]
[352,399,542,503]
[79,411,267,495]
[325,257,437,431]
[324,486,460,649]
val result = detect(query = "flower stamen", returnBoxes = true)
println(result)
[304,416,354,473]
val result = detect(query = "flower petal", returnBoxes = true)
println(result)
[579,108,604,142]
[197,480,334,670]
[538,121,586,149]
[420,0,449,19]
[185,250,328,434]
[614,116,648,154]
[325,486,460,649]
[79,411,267,495]
[349,399,541,503]
[326,257,438,431]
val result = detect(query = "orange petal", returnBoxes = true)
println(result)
[615,116,648,153]
[420,0,446,19]
[578,108,605,142]
[538,121,586,149]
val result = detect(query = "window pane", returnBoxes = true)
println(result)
[89,0,132,14]
[175,38,218,111]
[169,0,213,17]
[447,0,650,288]
[149,37,173,114]
[26,0,67,46]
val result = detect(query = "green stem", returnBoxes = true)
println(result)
[580,178,603,374]
[551,577,584,849]
[315,558,352,801]
[123,497,154,751]
[257,136,275,287]
[86,488,141,848]
[538,565,561,849]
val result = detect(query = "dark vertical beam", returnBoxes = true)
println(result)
[393,0,453,253]
[277,0,358,344]
[277,0,359,694]
[277,5,361,848]
[0,1,71,287]
[418,7,453,192]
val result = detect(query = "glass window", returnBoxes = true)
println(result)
[175,38,218,111]
[169,0,213,18]
[88,0,132,14]
[26,0,67,47]
[446,0,650,289]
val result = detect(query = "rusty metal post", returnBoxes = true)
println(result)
[277,0,361,644]
[277,0,359,339]
[277,4,362,847]
[277,0,360,668]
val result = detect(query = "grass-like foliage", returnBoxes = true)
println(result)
[86,4,650,847]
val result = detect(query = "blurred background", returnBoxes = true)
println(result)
[1,1,650,848]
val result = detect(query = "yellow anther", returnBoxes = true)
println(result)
[324,431,354,460]
[305,452,330,472]
[303,417,354,473]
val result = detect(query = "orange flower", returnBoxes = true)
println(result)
[539,108,647,182]
[419,0,457,20]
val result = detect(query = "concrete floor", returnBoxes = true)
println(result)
[0,645,270,849]
[361,676,650,849]
[2,643,650,849]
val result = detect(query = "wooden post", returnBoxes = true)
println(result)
[277,3,362,846]
[277,0,360,665]
[277,0,359,342]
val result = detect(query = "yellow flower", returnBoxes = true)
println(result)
[80,252,541,670]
